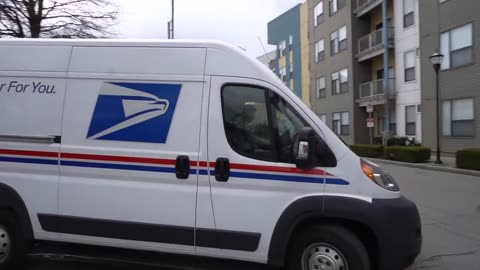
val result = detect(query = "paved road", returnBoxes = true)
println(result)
[27,164,480,270]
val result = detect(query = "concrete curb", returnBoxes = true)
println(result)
[367,158,480,177]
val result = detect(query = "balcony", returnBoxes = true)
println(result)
[358,78,395,107]
[356,28,394,62]
[354,0,383,17]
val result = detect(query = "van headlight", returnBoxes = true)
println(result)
[360,158,399,192]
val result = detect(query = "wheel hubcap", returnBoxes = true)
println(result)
[0,225,10,263]
[302,243,348,270]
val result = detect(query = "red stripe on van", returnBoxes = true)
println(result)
[229,163,332,176]
[61,152,176,166]
[0,149,58,158]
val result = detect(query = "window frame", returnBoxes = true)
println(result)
[330,26,347,56]
[403,0,415,29]
[220,84,279,162]
[404,50,416,82]
[314,1,324,27]
[315,39,325,62]
[442,98,475,137]
[331,68,348,95]
[329,0,345,16]
[220,83,336,166]
[316,76,326,99]
[279,40,287,57]
[319,113,327,123]
[441,23,474,70]
[332,111,349,136]
[405,105,417,136]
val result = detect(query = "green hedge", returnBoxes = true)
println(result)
[350,144,384,158]
[456,148,480,171]
[386,146,431,163]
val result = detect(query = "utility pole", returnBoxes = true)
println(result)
[167,0,175,39]
[171,0,174,39]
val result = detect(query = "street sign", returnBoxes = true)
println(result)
[367,118,374,128]
[366,104,373,113]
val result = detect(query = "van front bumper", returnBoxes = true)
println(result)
[372,196,422,270]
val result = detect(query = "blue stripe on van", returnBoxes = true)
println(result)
[209,170,349,185]
[0,156,58,166]
[61,160,177,174]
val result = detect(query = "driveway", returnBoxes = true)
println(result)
[27,163,480,270]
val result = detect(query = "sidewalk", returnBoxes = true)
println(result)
[368,156,480,177]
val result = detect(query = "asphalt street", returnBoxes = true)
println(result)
[27,163,480,270]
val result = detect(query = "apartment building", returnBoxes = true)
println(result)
[393,0,422,141]
[419,0,480,154]
[267,3,311,106]
[307,0,424,144]
[355,0,423,142]
[308,0,370,145]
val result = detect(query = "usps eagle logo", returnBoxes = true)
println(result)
[87,82,182,143]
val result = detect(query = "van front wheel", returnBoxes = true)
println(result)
[287,225,370,270]
[0,211,26,270]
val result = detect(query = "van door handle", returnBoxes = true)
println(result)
[175,155,190,179]
[215,158,230,182]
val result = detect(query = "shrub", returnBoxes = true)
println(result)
[387,136,421,146]
[456,148,480,171]
[350,144,384,158]
[386,146,431,163]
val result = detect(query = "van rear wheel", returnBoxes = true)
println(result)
[0,211,26,270]
[287,225,370,270]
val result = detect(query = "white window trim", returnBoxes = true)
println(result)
[441,23,473,70]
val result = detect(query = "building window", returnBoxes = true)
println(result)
[289,63,293,78]
[442,98,474,137]
[403,0,414,28]
[314,1,324,26]
[330,25,347,55]
[333,112,349,135]
[405,105,416,135]
[279,40,287,57]
[441,23,473,69]
[316,77,326,99]
[404,50,416,82]
[319,114,327,123]
[280,67,287,81]
[329,0,345,15]
[332,68,348,95]
[315,39,325,62]
[289,35,293,51]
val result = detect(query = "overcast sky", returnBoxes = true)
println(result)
[114,0,302,57]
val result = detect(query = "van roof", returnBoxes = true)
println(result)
[0,38,280,82]
[0,38,240,49]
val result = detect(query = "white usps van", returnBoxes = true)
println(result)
[0,39,421,270]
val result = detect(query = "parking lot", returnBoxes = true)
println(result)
[27,163,480,270]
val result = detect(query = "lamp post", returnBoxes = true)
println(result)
[429,52,444,165]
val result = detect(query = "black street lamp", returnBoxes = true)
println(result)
[429,52,444,165]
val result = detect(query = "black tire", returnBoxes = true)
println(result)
[0,210,26,270]
[287,225,370,270]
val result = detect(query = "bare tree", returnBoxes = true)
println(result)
[0,0,118,38]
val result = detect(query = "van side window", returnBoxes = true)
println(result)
[222,85,277,162]
[270,94,309,163]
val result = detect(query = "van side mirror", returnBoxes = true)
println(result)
[294,127,317,169]
[294,127,336,169]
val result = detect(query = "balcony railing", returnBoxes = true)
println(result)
[357,28,394,60]
[358,78,395,106]
[354,0,382,17]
